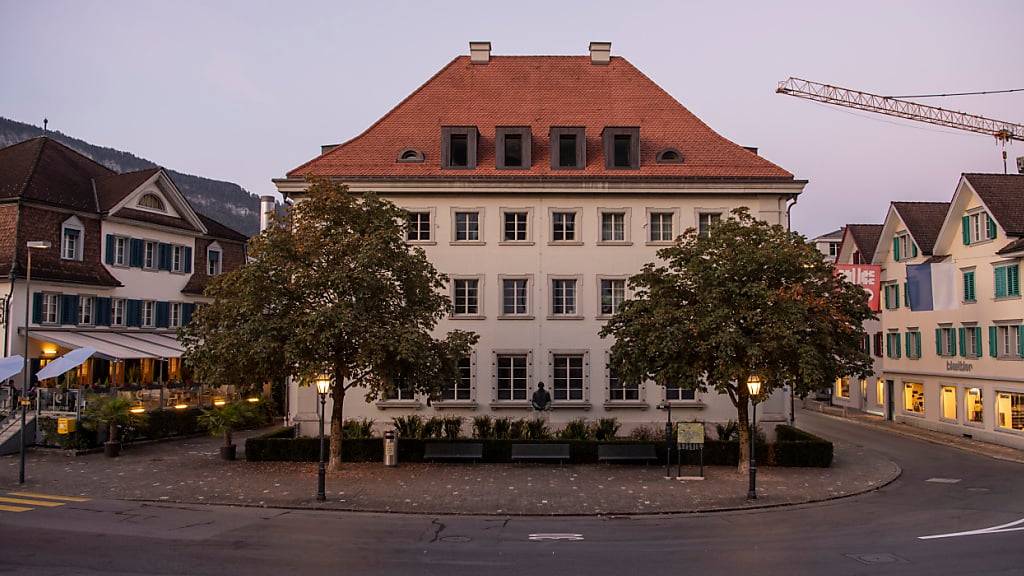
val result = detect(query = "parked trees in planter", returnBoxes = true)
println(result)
[198,401,256,460]
[82,395,147,458]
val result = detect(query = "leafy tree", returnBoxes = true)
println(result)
[600,209,873,471]
[182,180,477,470]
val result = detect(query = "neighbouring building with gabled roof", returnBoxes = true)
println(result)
[0,137,249,427]
[275,42,807,436]
[874,174,1024,449]
[811,228,845,262]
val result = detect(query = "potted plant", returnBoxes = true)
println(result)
[82,395,146,457]
[197,401,254,460]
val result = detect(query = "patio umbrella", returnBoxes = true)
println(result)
[36,347,96,381]
[0,355,24,382]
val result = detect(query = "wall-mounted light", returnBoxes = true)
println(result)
[174,403,189,410]
[246,397,260,403]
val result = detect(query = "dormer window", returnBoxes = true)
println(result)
[397,148,425,163]
[207,242,223,276]
[60,216,84,261]
[441,126,478,169]
[603,127,640,169]
[138,193,166,212]
[550,127,585,169]
[893,232,917,261]
[962,210,996,245]
[656,148,683,164]
[496,127,531,169]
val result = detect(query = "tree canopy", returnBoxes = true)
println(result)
[182,180,477,469]
[600,209,873,469]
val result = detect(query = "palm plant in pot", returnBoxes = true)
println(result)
[82,395,147,458]
[197,401,254,460]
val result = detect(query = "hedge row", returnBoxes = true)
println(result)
[245,425,832,467]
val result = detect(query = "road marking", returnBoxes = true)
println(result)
[0,504,32,513]
[925,478,961,484]
[0,496,64,507]
[6,491,90,502]
[528,533,584,541]
[919,517,1024,540]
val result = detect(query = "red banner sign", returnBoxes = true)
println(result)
[835,264,881,312]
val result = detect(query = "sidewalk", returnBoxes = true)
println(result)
[802,400,1024,465]
[0,428,900,516]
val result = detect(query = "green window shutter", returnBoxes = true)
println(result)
[895,284,901,309]
[896,333,902,359]
[31,292,43,324]
[904,332,912,358]
[183,247,193,274]
[904,282,910,308]
[958,327,966,357]
[989,326,997,357]
[911,242,918,258]
[962,216,970,245]
[893,237,901,261]
[915,333,922,358]
[995,266,1008,298]
[1018,326,1024,357]
[1009,265,1021,296]
[975,327,983,357]
[884,286,891,309]
[935,328,942,355]
[987,214,996,239]
[129,238,144,267]
[105,234,115,265]
[964,271,975,301]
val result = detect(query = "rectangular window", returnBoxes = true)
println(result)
[207,249,222,276]
[937,327,956,356]
[829,242,839,257]
[442,357,472,401]
[996,325,1021,358]
[649,212,674,242]
[496,354,528,401]
[886,332,902,359]
[904,382,924,414]
[698,212,722,237]
[962,270,976,302]
[503,134,522,167]
[600,279,625,316]
[551,279,577,316]
[876,379,885,406]
[940,386,957,420]
[836,378,850,399]
[41,293,59,325]
[994,264,1021,298]
[552,211,576,242]
[965,387,983,424]
[551,127,585,169]
[142,301,155,328]
[406,211,431,242]
[62,228,80,260]
[454,211,479,242]
[894,233,916,262]
[449,135,468,167]
[884,283,900,310]
[144,241,157,269]
[964,326,979,358]
[171,245,184,272]
[996,391,1024,431]
[111,298,126,327]
[608,367,639,401]
[552,354,584,401]
[169,302,183,328]
[113,236,128,266]
[559,135,577,167]
[967,211,996,244]
[905,330,922,359]
[601,212,625,242]
[385,377,414,400]
[442,127,477,169]
[613,135,631,167]
[665,383,696,401]
[78,296,94,326]
[502,279,528,315]
[604,127,639,169]
[503,211,528,242]
[453,279,479,316]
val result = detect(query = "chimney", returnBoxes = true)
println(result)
[321,144,339,155]
[259,195,276,233]
[589,41,611,65]
[469,41,491,64]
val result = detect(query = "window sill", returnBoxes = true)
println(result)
[547,315,585,321]
[901,410,926,419]
[596,241,633,247]
[963,300,977,305]
[995,355,1024,361]
[547,241,584,247]
[645,241,674,247]
[375,400,422,410]
[604,401,648,410]
[549,402,592,410]
[450,314,486,321]
[433,400,477,410]
[449,241,486,246]
[660,401,706,409]
[489,401,532,410]
[498,315,535,321]
[405,241,437,246]
[498,241,535,246]
[994,295,1022,302]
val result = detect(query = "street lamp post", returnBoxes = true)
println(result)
[746,375,762,500]
[315,375,331,502]
[21,240,51,485]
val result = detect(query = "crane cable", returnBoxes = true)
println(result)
[886,88,1024,99]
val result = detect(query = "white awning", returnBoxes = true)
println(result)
[85,332,183,359]
[36,347,96,381]
[28,331,165,361]
[0,356,24,381]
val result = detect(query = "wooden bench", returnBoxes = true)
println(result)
[423,442,484,462]
[511,443,571,463]
[598,443,657,464]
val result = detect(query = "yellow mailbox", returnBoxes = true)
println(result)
[57,417,76,435]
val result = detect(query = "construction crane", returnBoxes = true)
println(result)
[777,77,1024,173]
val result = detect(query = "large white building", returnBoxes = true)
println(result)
[275,43,807,436]
[875,174,1024,449]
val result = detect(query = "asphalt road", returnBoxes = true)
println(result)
[0,410,1021,576]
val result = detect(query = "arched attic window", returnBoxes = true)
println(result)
[138,192,166,212]
[656,148,684,164]
[396,148,425,163]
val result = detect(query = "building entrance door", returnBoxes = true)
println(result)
[885,379,895,421]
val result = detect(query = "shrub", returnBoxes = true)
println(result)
[559,418,592,440]
[442,416,463,440]
[472,415,494,439]
[493,417,513,440]
[392,415,423,439]
[629,425,663,441]
[421,416,444,439]
[593,418,621,441]
[38,416,99,450]
[771,425,833,467]
[524,417,550,440]
[509,418,527,440]
[342,418,375,439]
[715,421,738,442]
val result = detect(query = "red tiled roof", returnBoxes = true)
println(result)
[288,56,795,181]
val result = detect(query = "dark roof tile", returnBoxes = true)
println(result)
[892,202,950,255]
[964,173,1024,236]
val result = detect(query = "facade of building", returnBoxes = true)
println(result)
[275,42,807,436]
[874,174,1024,449]
[0,137,248,413]
[832,223,885,415]
[811,228,844,262]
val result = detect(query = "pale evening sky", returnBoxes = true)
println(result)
[1,0,1021,238]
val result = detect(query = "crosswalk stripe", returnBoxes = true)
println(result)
[0,496,65,507]
[0,504,32,513]
[6,491,90,502]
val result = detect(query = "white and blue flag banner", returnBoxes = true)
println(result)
[907,262,957,311]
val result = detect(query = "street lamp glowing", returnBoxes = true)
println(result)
[746,375,762,397]
[315,375,331,396]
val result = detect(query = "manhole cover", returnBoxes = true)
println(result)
[440,536,472,543]
[845,553,905,565]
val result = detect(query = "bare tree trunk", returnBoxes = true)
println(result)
[736,389,750,474]
[328,383,346,472]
